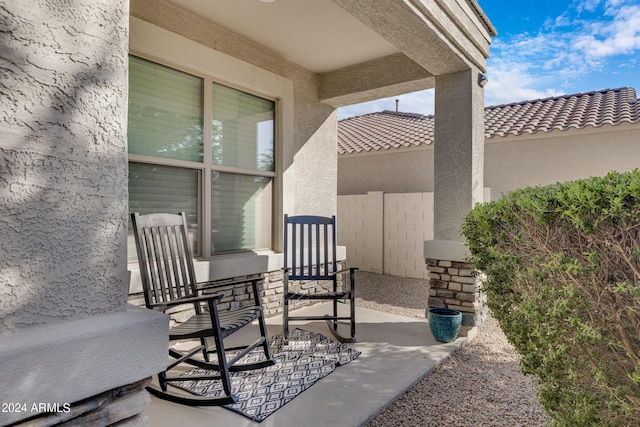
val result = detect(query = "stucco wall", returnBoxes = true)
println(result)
[484,124,640,192]
[0,3,169,424]
[338,147,433,194]
[292,112,338,216]
[338,123,640,195]
[0,0,129,333]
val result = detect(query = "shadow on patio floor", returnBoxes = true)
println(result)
[146,291,466,427]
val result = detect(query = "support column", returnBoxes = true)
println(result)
[433,68,485,239]
[425,68,486,328]
[0,2,167,425]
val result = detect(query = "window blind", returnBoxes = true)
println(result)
[212,83,274,171]
[129,56,204,163]
[211,172,272,253]
[128,162,200,258]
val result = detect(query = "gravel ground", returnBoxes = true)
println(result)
[354,271,553,427]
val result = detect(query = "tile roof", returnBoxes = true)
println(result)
[338,87,640,154]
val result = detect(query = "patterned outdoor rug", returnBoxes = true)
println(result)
[178,328,361,422]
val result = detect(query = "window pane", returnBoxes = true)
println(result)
[212,83,274,171]
[129,56,204,162]
[211,172,272,253]
[128,162,200,259]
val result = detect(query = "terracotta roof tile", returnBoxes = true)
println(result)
[338,111,434,154]
[338,87,640,154]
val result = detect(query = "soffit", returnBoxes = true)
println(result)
[163,0,401,73]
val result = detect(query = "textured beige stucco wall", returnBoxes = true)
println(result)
[338,147,434,194]
[339,123,640,195]
[292,112,338,216]
[485,124,640,192]
[433,68,485,241]
[0,1,130,333]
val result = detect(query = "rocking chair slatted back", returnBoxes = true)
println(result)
[284,214,337,281]
[132,212,199,310]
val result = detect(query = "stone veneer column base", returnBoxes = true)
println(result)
[426,258,486,327]
[424,240,487,331]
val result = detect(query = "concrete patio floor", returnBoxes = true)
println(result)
[145,302,468,427]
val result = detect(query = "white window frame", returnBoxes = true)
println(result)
[129,53,277,257]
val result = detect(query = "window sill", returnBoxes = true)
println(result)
[129,250,281,294]
[128,248,347,295]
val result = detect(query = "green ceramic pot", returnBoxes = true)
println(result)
[428,308,462,343]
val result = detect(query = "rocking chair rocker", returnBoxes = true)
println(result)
[131,212,275,406]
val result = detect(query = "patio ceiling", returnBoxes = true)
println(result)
[163,0,401,73]
[156,0,495,107]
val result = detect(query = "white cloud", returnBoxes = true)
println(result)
[484,59,564,105]
[485,33,575,103]
[575,0,603,13]
[573,4,640,58]
[553,13,572,28]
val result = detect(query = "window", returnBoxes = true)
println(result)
[128,55,276,260]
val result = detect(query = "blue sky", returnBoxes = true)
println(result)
[338,0,640,119]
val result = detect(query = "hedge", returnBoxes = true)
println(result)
[462,170,640,426]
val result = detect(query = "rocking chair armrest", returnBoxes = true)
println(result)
[152,293,225,312]
[283,267,358,278]
[332,267,359,276]
[196,274,263,292]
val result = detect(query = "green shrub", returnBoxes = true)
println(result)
[462,170,640,426]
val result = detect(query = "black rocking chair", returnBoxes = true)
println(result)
[131,212,275,406]
[283,214,358,343]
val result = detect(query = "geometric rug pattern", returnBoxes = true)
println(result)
[178,328,361,422]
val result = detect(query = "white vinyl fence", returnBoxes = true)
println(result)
[337,191,433,279]
[337,189,499,279]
